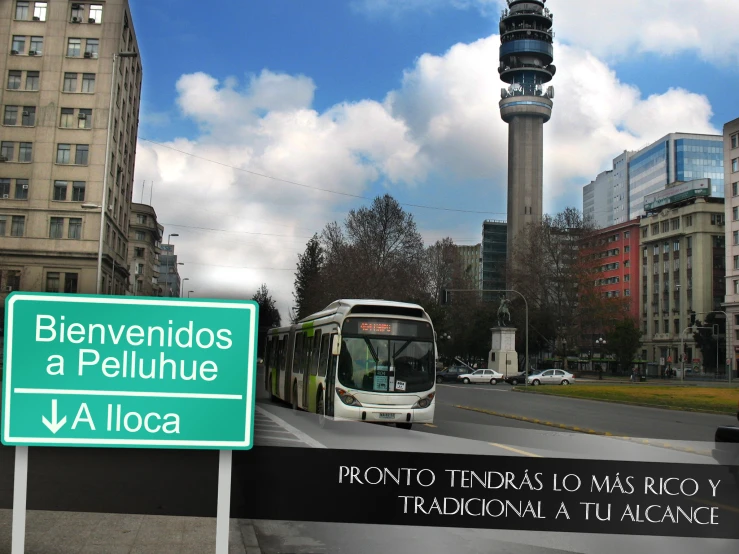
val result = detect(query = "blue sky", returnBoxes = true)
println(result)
[129,0,739,312]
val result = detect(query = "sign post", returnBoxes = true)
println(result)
[2,293,259,553]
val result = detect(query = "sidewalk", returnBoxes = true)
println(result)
[0,510,262,553]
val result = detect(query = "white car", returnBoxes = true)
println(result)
[457,369,505,385]
[527,369,574,386]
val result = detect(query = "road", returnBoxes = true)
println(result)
[1,370,738,554]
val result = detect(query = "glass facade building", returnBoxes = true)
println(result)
[628,134,723,220]
[481,221,507,301]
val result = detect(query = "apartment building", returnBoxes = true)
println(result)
[723,117,739,374]
[639,180,725,369]
[0,0,142,299]
[127,202,162,297]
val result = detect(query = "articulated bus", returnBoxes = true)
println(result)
[264,299,437,430]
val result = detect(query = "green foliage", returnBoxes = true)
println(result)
[252,283,281,356]
[605,318,642,373]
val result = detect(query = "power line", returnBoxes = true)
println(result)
[140,137,507,216]
[180,262,294,271]
[160,223,314,240]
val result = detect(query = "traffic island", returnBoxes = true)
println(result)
[511,384,739,415]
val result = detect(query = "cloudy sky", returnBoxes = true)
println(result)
[130,0,739,320]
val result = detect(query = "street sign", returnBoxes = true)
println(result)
[2,293,258,450]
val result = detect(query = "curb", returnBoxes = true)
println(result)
[454,405,713,457]
[510,387,736,416]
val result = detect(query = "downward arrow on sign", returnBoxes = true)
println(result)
[42,399,67,434]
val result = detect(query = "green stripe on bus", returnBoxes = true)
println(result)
[308,374,318,413]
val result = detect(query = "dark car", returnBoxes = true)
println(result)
[436,365,471,383]
[504,372,527,385]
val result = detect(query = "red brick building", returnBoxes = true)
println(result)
[587,218,642,322]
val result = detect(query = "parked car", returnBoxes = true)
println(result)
[436,365,471,383]
[527,369,575,386]
[504,371,529,385]
[458,368,505,385]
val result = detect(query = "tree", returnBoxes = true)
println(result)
[605,318,642,374]
[692,314,726,372]
[252,283,281,357]
[292,234,324,322]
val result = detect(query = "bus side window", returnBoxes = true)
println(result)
[294,333,304,374]
[310,330,322,375]
[318,333,330,377]
[278,337,285,373]
[304,335,313,374]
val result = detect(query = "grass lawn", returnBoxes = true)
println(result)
[515,384,739,414]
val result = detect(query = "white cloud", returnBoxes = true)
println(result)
[355,0,739,66]
[135,34,717,317]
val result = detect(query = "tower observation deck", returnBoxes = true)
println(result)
[499,0,555,263]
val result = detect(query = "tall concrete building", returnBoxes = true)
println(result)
[158,243,182,298]
[722,117,739,375]
[582,170,614,229]
[0,0,142,300]
[128,202,162,297]
[499,0,556,256]
[455,243,481,290]
[639,180,725,372]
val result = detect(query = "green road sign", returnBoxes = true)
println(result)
[2,293,258,450]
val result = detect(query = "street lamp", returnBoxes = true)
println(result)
[95,51,139,295]
[595,337,606,379]
[181,277,190,297]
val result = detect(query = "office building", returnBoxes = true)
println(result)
[629,133,723,220]
[498,0,556,259]
[455,243,481,290]
[583,170,614,229]
[128,203,162,297]
[481,221,507,301]
[0,0,142,299]
[722,117,739,374]
[639,180,725,370]
[158,243,182,297]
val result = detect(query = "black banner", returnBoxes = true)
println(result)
[232,447,739,539]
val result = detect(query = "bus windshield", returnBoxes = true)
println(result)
[338,336,435,393]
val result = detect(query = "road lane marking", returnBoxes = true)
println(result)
[455,405,712,457]
[489,442,542,458]
[255,406,326,448]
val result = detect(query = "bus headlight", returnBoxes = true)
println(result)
[413,393,435,409]
[336,388,362,407]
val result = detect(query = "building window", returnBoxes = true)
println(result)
[4,106,19,126]
[0,179,9,197]
[735,256,739,270]
[137,214,147,224]
[651,224,659,235]
[82,73,95,93]
[15,179,29,199]
[19,142,32,162]
[49,217,64,238]
[734,207,738,221]
[33,2,47,21]
[712,213,724,225]
[60,108,74,127]
[663,242,669,254]
[135,231,145,241]
[0,216,7,235]
[74,144,89,165]
[733,158,739,173]
[134,247,144,257]
[67,38,81,58]
[53,181,67,200]
[673,240,680,252]
[21,107,35,126]
[90,4,103,23]
[71,3,84,21]
[25,71,39,91]
[8,71,22,90]
[733,182,738,197]
[735,280,739,295]
[72,181,85,201]
[64,273,78,293]
[685,215,693,227]
[12,36,26,55]
[671,218,680,230]
[63,73,78,92]
[78,108,92,129]
[15,1,29,20]
[46,272,60,292]
[68,218,82,239]
[11,215,25,236]
[56,144,71,164]
[29,36,43,55]
[661,221,669,233]
[732,134,739,149]
[0,142,14,161]
[84,39,99,58]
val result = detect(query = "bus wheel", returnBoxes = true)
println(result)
[397,423,412,430]
[292,383,298,410]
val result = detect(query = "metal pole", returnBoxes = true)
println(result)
[96,53,118,295]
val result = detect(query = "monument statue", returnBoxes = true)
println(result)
[497,295,511,327]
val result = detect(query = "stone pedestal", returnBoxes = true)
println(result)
[488,327,519,376]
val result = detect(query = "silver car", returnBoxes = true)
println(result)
[527,369,575,386]
[458,369,505,385]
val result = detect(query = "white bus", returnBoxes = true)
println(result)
[264,299,437,429]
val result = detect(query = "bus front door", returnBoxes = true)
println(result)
[326,333,338,416]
